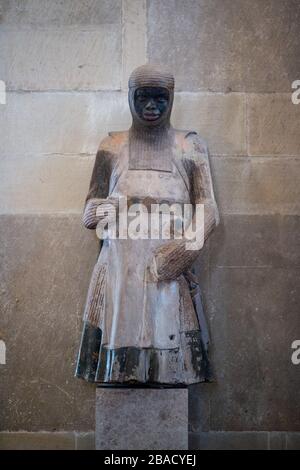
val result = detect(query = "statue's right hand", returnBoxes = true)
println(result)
[83,197,119,229]
[96,197,119,219]
[82,198,102,229]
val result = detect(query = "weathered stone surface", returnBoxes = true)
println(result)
[211,156,300,215]
[189,431,268,450]
[0,431,96,450]
[147,0,300,92]
[0,92,246,157]
[204,267,300,431]
[0,92,130,156]
[0,199,299,436]
[121,0,147,90]
[188,383,211,433]
[209,215,300,268]
[5,132,273,217]
[269,432,287,450]
[1,0,299,440]
[0,154,94,214]
[96,388,188,450]
[75,432,95,450]
[172,93,246,155]
[0,432,75,450]
[0,29,121,90]
[286,432,300,450]
[0,215,98,431]
[0,0,121,26]
[1,430,298,450]
[0,91,245,158]
[248,94,300,156]
[191,215,300,434]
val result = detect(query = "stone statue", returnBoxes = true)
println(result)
[75,64,219,386]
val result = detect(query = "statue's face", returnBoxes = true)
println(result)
[134,87,170,123]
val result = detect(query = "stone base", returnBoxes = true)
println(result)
[95,387,188,450]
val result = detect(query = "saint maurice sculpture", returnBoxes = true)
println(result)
[75,64,219,386]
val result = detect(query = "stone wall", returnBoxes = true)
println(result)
[0,0,299,450]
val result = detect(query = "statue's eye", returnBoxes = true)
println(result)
[137,95,146,102]
[157,96,167,103]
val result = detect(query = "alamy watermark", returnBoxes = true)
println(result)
[0,340,6,365]
[0,80,6,105]
[291,340,300,365]
[94,197,205,251]
[291,80,300,104]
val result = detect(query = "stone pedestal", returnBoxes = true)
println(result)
[95,388,188,450]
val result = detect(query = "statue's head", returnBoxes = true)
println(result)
[128,64,174,129]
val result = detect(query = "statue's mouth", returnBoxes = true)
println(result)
[142,111,160,121]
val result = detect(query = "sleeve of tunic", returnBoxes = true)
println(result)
[82,136,113,230]
[150,132,219,281]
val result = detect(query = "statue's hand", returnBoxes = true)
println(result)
[151,239,197,282]
[95,197,119,220]
[83,197,119,229]
[83,198,102,229]
[155,240,181,281]
[147,241,186,282]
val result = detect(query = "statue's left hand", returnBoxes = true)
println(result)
[146,240,187,282]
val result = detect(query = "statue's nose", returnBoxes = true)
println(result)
[145,99,156,110]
